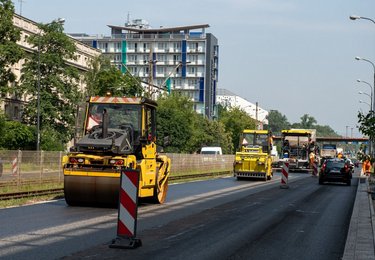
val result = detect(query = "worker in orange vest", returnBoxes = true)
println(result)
[362,156,372,176]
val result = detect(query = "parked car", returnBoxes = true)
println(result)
[319,158,352,186]
[200,146,222,155]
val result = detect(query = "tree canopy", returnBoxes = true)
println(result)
[266,110,291,135]
[20,20,80,149]
[84,56,143,97]
[219,105,256,151]
[0,0,23,93]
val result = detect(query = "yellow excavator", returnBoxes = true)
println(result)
[62,96,171,206]
[233,129,273,181]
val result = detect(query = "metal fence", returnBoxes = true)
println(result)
[0,150,235,187]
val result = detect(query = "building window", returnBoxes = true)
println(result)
[14,106,19,119]
[188,67,196,74]
[188,79,198,87]
[143,43,149,52]
[128,55,138,62]
[158,42,168,51]
[157,54,166,62]
[157,67,166,74]
[173,42,181,51]
[189,54,198,62]
[173,55,180,63]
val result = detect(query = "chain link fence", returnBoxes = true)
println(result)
[0,150,235,188]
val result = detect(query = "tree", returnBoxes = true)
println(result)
[0,0,23,93]
[358,111,375,138]
[0,121,35,150]
[292,114,317,129]
[266,110,291,135]
[84,56,143,97]
[219,107,256,151]
[315,125,339,137]
[156,93,196,153]
[186,115,233,154]
[20,20,81,148]
[156,94,233,153]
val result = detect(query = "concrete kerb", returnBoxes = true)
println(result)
[369,189,375,252]
[342,176,375,259]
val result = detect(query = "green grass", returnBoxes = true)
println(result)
[0,182,63,194]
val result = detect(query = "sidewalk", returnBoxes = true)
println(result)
[342,177,375,259]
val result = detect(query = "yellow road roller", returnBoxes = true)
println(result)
[63,96,171,206]
[234,129,273,181]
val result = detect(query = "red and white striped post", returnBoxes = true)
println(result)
[280,161,289,189]
[110,169,142,249]
[12,157,18,176]
[312,161,318,177]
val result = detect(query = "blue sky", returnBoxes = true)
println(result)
[15,0,375,136]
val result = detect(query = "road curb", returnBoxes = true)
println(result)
[342,177,375,259]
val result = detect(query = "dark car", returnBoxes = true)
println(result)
[319,158,352,186]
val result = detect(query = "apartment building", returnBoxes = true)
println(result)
[6,14,101,121]
[72,19,219,119]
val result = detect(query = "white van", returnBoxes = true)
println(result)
[200,146,223,155]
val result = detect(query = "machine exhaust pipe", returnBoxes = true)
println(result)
[102,109,109,138]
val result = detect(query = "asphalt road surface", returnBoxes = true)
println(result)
[0,170,357,260]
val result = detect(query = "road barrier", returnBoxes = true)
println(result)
[280,161,289,189]
[312,161,318,177]
[110,169,142,249]
[12,157,18,176]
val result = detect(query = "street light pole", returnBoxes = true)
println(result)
[359,100,371,108]
[357,79,373,111]
[355,57,375,156]
[161,61,191,94]
[358,91,372,106]
[350,15,375,25]
[355,57,375,113]
[36,18,65,151]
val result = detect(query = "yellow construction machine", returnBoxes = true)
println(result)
[63,96,171,206]
[233,129,273,181]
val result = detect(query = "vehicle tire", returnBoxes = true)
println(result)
[346,179,351,186]
[152,177,169,204]
[318,178,323,185]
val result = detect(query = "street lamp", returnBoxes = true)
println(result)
[36,18,65,151]
[359,99,371,109]
[161,61,191,94]
[358,91,372,102]
[355,57,375,113]
[357,79,373,111]
[350,15,375,24]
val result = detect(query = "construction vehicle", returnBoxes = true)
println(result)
[62,96,171,206]
[279,129,317,170]
[233,129,273,181]
[320,143,337,161]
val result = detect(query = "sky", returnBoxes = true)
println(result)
[14,0,375,137]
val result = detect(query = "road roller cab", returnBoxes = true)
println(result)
[63,96,171,206]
